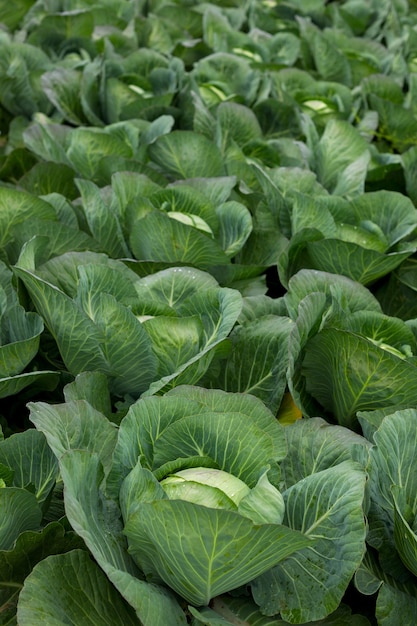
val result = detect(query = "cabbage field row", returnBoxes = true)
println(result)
[1,0,417,624]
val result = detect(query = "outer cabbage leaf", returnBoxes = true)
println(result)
[148,130,224,179]
[301,328,417,428]
[0,488,42,551]
[0,521,83,625]
[19,163,78,199]
[29,399,118,479]
[104,79,173,127]
[107,395,206,496]
[0,41,52,117]
[0,303,43,378]
[334,310,417,354]
[17,550,140,626]
[366,409,417,578]
[23,117,73,166]
[35,251,139,301]
[216,101,262,149]
[252,462,367,622]
[190,597,371,625]
[14,266,158,396]
[129,210,229,269]
[192,52,260,105]
[150,185,219,233]
[238,295,287,323]
[144,280,242,395]
[369,95,417,153]
[41,68,89,126]
[280,417,370,488]
[289,192,337,238]
[315,119,369,192]
[75,178,130,258]
[25,10,94,54]
[305,238,414,285]
[176,287,242,347]
[134,266,220,311]
[0,371,60,400]
[125,498,312,607]
[393,488,417,577]
[0,429,58,508]
[203,315,294,414]
[140,316,204,378]
[305,27,352,86]
[283,269,382,319]
[169,176,236,207]
[347,191,417,247]
[287,291,330,420]
[215,200,253,258]
[76,290,157,396]
[0,0,34,31]
[166,385,285,451]
[63,371,113,419]
[7,220,100,264]
[0,187,56,255]
[66,125,136,181]
[48,448,188,625]
[355,551,417,626]
[376,583,417,625]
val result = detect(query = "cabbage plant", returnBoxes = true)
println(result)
[281,269,417,430]
[112,386,312,607]
[14,250,242,397]
[22,382,369,624]
[24,385,314,623]
[354,408,417,620]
